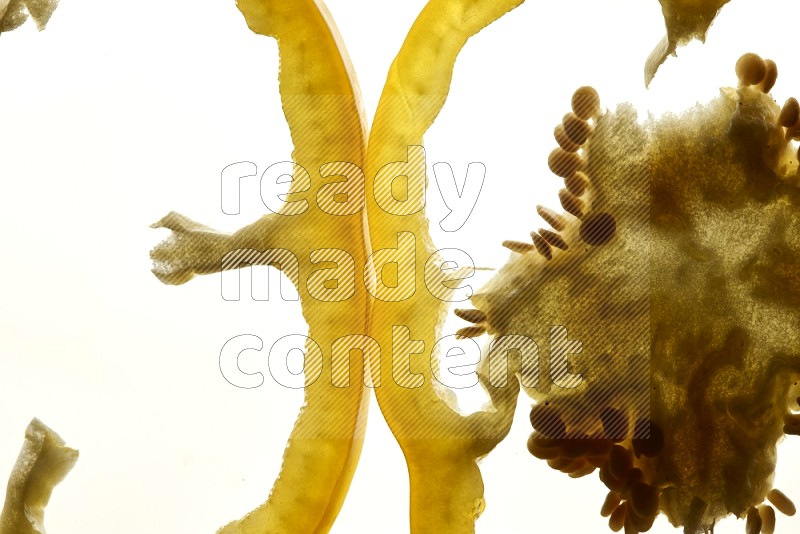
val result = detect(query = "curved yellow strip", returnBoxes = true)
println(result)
[215,2,369,533]
[365,1,525,532]
[150,1,368,532]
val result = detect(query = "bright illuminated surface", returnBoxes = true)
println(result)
[0,0,799,532]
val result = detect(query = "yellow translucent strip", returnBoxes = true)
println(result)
[215,2,369,532]
[365,1,525,532]
[149,0,368,532]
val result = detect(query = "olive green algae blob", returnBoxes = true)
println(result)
[477,70,800,532]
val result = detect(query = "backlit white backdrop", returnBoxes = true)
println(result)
[0,0,798,532]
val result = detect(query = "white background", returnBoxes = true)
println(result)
[1,0,799,532]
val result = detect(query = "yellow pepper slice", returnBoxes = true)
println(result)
[153,1,528,531]
[151,1,369,532]
[217,1,370,530]
[365,1,526,532]
[0,419,78,534]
